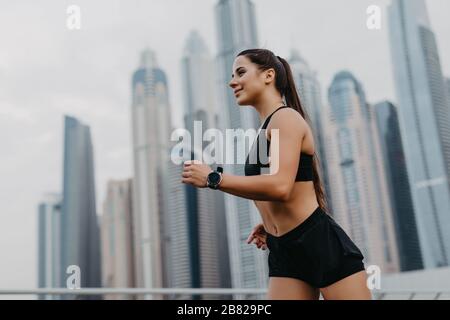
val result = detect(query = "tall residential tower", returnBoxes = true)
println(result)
[61,116,102,293]
[131,49,172,293]
[214,0,267,294]
[324,72,399,273]
[388,0,450,267]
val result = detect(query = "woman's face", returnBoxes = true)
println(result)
[228,55,267,106]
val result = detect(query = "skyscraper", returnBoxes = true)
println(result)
[215,0,268,295]
[165,144,230,300]
[178,30,231,296]
[131,49,172,295]
[101,179,136,299]
[38,193,62,300]
[324,71,399,273]
[289,49,332,212]
[215,0,260,132]
[164,149,191,299]
[182,30,220,133]
[373,101,423,271]
[388,0,450,268]
[61,116,102,295]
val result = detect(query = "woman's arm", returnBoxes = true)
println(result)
[218,173,290,201]
[182,108,306,202]
[182,163,289,201]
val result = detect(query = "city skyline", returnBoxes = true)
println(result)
[1,0,450,291]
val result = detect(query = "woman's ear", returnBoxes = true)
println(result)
[264,68,276,84]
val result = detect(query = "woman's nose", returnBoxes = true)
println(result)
[229,78,238,88]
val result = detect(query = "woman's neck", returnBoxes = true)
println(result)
[253,92,284,122]
[255,98,285,123]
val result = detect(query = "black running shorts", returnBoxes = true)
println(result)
[266,206,365,288]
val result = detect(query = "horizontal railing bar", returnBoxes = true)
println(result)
[0,288,449,296]
[371,290,450,294]
[0,288,267,295]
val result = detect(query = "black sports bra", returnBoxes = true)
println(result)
[244,106,314,181]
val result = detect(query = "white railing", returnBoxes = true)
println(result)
[371,290,450,300]
[0,288,265,296]
[0,288,449,300]
[0,288,265,300]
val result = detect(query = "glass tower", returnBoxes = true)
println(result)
[388,0,450,268]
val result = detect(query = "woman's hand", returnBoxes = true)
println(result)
[247,223,268,250]
[181,160,213,188]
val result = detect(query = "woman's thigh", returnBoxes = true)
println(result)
[266,277,320,300]
[320,271,372,300]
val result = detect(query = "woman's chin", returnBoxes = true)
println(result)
[236,98,248,106]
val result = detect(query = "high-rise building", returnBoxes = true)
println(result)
[164,149,191,299]
[165,144,230,300]
[324,71,399,273]
[215,0,260,132]
[182,30,220,133]
[38,193,62,300]
[214,0,267,296]
[178,30,231,296]
[388,0,450,268]
[289,49,332,212]
[101,179,136,299]
[61,116,102,296]
[373,101,423,271]
[131,49,172,296]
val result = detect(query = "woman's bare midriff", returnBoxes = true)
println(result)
[254,180,319,237]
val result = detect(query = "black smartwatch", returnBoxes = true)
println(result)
[206,166,223,189]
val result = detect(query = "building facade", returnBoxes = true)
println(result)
[101,179,136,299]
[61,116,102,295]
[38,193,62,300]
[388,0,450,268]
[324,71,399,273]
[373,101,423,271]
[131,49,173,295]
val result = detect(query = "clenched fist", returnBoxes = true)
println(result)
[181,160,213,188]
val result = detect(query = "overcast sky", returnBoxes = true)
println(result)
[1,0,449,294]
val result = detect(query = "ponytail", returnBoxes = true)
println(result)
[277,56,329,213]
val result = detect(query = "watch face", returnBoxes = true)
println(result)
[208,172,221,185]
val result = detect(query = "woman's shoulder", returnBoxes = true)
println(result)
[266,106,308,138]
[269,106,307,129]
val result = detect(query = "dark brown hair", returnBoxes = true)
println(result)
[237,48,328,212]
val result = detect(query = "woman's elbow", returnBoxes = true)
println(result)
[273,183,291,202]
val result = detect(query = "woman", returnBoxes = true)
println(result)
[181,48,371,300]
